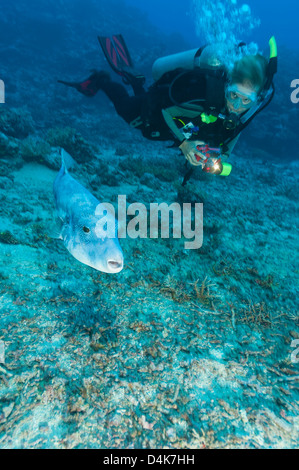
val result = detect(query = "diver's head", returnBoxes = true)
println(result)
[226,54,268,115]
[225,82,259,114]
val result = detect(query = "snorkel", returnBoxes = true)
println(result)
[265,36,278,92]
[238,36,277,125]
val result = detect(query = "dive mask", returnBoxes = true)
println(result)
[225,84,258,110]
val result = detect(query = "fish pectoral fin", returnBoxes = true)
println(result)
[48,218,64,240]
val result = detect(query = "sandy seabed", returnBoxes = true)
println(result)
[0,140,298,449]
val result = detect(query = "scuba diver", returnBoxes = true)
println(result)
[58,34,277,183]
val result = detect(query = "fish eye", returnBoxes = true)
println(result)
[83,226,90,233]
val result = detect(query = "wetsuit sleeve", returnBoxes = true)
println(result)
[161,108,186,145]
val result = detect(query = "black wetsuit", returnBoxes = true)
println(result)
[96,67,241,152]
[97,73,173,140]
[61,67,242,154]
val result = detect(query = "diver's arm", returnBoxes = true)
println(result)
[161,108,186,144]
[161,108,206,166]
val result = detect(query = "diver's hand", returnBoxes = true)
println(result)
[179,140,206,167]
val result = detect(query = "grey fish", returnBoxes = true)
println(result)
[53,149,124,273]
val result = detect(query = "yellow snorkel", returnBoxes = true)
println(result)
[264,36,278,92]
[269,36,278,60]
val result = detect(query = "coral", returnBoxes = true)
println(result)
[21,134,66,170]
[240,300,272,327]
[21,135,52,163]
[255,273,278,290]
[118,155,179,182]
[80,158,120,187]
[45,127,97,163]
[0,108,35,138]
[212,258,234,277]
[0,132,20,159]
[0,230,19,245]
[160,274,192,303]
[192,276,220,309]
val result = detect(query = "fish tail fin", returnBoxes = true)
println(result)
[60,148,76,173]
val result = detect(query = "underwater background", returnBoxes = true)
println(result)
[0,0,298,449]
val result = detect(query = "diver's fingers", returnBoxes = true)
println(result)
[186,152,202,167]
[194,140,206,146]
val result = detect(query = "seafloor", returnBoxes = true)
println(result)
[0,106,298,449]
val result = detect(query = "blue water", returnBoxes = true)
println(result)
[0,0,298,450]
[125,0,299,52]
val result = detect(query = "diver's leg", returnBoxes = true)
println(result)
[58,70,112,97]
[98,75,143,124]
[58,70,143,124]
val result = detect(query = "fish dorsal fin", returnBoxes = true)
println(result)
[60,148,76,173]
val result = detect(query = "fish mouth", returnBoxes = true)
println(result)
[107,259,123,273]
